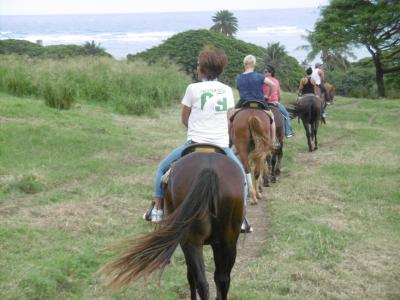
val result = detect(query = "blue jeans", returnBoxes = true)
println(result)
[153,141,248,206]
[277,102,294,136]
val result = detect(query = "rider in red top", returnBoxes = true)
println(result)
[263,65,294,138]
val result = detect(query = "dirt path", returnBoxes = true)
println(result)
[179,189,270,300]
[183,149,326,299]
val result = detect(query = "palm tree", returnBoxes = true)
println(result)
[263,42,288,71]
[83,40,110,56]
[297,30,354,71]
[210,10,238,37]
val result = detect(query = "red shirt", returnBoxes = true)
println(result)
[263,76,280,104]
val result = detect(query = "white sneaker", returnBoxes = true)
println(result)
[150,208,163,223]
[240,220,253,233]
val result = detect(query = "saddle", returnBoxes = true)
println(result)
[231,100,272,123]
[161,143,226,184]
[181,143,226,156]
[240,99,268,110]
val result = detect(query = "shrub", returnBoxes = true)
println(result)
[129,29,304,91]
[43,79,76,110]
[0,55,190,115]
[6,175,44,194]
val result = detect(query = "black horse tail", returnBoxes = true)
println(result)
[97,168,219,290]
[291,99,315,123]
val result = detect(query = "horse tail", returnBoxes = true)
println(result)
[292,99,314,123]
[248,115,271,164]
[97,168,219,290]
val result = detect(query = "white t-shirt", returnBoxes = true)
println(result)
[311,68,321,85]
[181,80,234,148]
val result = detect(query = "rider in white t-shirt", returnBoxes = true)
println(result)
[143,47,253,233]
[182,80,234,148]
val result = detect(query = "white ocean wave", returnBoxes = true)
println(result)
[2,31,177,45]
[247,26,306,35]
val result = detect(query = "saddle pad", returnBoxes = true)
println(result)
[181,143,226,156]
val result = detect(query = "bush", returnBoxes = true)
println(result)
[129,29,304,91]
[0,39,112,58]
[0,55,190,115]
[328,66,377,98]
[6,175,44,194]
[43,79,76,110]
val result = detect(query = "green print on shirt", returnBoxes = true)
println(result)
[200,92,228,112]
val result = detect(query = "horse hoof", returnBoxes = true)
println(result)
[256,192,262,199]
[271,177,276,183]
[263,182,270,187]
[250,199,258,205]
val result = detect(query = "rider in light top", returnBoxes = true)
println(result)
[312,62,331,105]
[144,47,253,233]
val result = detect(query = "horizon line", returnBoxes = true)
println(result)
[0,6,323,17]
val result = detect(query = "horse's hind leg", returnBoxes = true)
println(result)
[211,240,237,300]
[303,120,313,152]
[314,124,318,150]
[236,143,257,204]
[181,243,209,300]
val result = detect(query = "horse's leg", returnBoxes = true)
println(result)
[275,145,283,177]
[314,121,318,150]
[272,143,283,180]
[181,243,209,300]
[302,119,313,152]
[263,155,271,187]
[236,143,257,204]
[310,122,316,151]
[211,241,237,300]
[253,153,266,199]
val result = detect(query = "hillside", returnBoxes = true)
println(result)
[1,92,399,299]
[0,39,112,59]
[128,29,304,91]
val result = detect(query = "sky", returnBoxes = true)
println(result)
[0,0,329,15]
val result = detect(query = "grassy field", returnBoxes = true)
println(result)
[0,91,399,299]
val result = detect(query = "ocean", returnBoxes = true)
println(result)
[0,8,368,62]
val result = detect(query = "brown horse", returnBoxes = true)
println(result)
[231,106,272,204]
[97,150,244,300]
[324,82,335,103]
[317,82,335,108]
[289,94,321,152]
[264,105,284,186]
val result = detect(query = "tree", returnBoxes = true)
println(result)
[311,0,400,97]
[210,10,238,37]
[263,43,304,92]
[83,40,110,57]
[297,30,354,71]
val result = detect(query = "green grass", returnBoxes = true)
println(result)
[0,55,190,115]
[0,91,399,299]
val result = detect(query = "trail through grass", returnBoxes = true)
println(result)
[0,92,399,299]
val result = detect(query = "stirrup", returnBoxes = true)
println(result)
[143,201,155,221]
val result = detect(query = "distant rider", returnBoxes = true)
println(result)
[298,67,326,122]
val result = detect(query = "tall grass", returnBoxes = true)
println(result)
[0,55,190,114]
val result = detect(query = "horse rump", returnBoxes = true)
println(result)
[97,168,219,291]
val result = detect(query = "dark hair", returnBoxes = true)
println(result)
[264,64,276,77]
[306,67,313,75]
[198,47,227,80]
